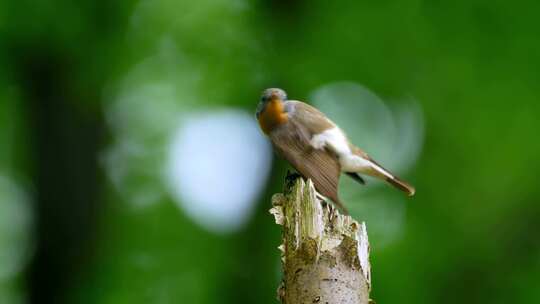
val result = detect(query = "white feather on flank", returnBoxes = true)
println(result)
[310,127,393,177]
[310,127,350,155]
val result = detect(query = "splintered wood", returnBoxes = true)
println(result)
[270,178,371,304]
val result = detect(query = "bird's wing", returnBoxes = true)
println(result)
[285,100,336,134]
[270,118,347,212]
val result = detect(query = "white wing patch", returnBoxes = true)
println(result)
[310,127,384,174]
[310,127,351,155]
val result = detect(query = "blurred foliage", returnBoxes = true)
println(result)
[1,0,540,304]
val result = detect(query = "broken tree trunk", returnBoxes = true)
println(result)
[270,177,372,304]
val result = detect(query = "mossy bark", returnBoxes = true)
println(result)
[270,177,372,304]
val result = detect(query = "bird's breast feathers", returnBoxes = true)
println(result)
[258,99,288,134]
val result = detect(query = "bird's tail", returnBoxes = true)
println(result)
[385,175,415,196]
[363,158,416,196]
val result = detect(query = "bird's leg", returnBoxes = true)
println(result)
[285,170,303,191]
[285,170,302,181]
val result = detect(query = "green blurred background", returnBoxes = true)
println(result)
[1,0,540,303]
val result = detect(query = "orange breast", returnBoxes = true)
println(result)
[258,99,288,134]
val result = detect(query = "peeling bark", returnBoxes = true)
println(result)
[270,177,372,304]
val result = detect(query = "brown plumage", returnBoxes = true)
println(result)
[269,113,346,211]
[256,88,415,212]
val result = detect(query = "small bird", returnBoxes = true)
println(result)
[256,88,415,212]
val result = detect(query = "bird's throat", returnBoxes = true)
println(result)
[258,99,288,134]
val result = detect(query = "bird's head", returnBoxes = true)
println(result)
[256,88,288,118]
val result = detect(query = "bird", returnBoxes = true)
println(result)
[256,88,415,212]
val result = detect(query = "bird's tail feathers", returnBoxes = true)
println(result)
[385,175,415,196]
[366,161,415,196]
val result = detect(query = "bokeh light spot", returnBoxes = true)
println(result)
[0,175,33,283]
[0,174,33,304]
[166,110,272,233]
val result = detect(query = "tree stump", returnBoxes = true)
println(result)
[270,177,372,304]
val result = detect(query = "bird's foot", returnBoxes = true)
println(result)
[284,170,303,191]
[285,170,302,181]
